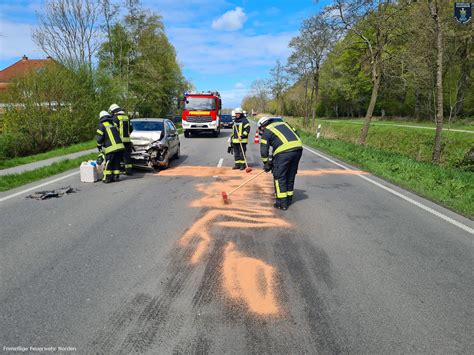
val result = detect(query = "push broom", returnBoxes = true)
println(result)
[221,170,265,203]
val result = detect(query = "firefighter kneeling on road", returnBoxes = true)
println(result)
[228,107,250,170]
[258,116,303,210]
[96,111,125,183]
[109,103,134,175]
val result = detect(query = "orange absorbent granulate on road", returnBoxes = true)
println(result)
[223,242,279,316]
[157,166,366,178]
[157,166,243,177]
[179,208,292,264]
[157,165,365,317]
[179,175,291,264]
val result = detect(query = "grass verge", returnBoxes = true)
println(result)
[285,116,473,168]
[0,139,96,170]
[319,118,474,131]
[0,153,97,192]
[299,131,473,218]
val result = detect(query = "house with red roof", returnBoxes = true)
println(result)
[0,55,53,100]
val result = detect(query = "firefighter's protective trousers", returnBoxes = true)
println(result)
[122,142,133,172]
[260,121,303,202]
[272,149,302,200]
[232,118,250,166]
[104,152,123,181]
[233,143,247,166]
[113,114,133,172]
[96,120,124,181]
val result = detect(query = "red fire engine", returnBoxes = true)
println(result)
[180,91,222,138]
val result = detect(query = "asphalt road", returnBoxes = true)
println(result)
[1,127,473,354]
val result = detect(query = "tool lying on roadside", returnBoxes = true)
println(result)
[221,170,265,203]
[26,186,76,200]
[234,126,252,173]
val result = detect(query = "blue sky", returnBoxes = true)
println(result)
[0,0,328,107]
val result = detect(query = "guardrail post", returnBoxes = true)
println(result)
[316,124,321,139]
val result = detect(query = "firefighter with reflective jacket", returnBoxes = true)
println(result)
[96,111,125,183]
[227,107,250,170]
[258,116,303,210]
[109,103,133,175]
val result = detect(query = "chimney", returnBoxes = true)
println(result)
[22,55,28,61]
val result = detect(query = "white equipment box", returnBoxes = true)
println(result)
[80,161,103,182]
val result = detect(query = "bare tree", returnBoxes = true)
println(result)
[287,46,311,124]
[99,0,119,71]
[269,60,289,115]
[250,79,271,114]
[288,14,335,127]
[33,0,101,72]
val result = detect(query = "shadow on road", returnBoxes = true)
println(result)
[292,189,309,205]
[186,130,232,139]
[130,154,190,177]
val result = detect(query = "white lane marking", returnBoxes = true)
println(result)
[213,158,224,178]
[0,171,80,203]
[303,146,474,235]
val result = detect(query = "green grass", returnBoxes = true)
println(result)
[299,131,474,218]
[0,139,96,170]
[319,118,474,131]
[0,153,97,192]
[286,117,473,167]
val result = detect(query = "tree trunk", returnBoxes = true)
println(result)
[454,38,470,118]
[311,69,320,128]
[307,81,314,128]
[358,62,381,144]
[414,89,420,120]
[303,76,309,126]
[430,0,444,164]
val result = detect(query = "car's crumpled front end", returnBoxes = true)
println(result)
[130,131,169,169]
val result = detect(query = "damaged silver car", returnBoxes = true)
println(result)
[130,118,180,170]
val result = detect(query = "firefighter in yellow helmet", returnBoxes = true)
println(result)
[109,103,133,175]
[228,107,251,170]
[96,110,125,183]
[258,116,303,210]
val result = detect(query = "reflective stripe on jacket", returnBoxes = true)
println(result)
[96,121,125,154]
[114,114,132,143]
[260,122,302,162]
[232,118,250,143]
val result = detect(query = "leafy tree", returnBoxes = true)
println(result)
[98,6,188,117]
[2,63,114,156]
[327,0,410,144]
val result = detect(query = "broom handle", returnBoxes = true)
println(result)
[228,170,266,196]
[234,125,249,167]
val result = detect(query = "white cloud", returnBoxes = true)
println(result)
[168,27,295,74]
[212,7,247,31]
[234,82,245,89]
[220,87,249,108]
